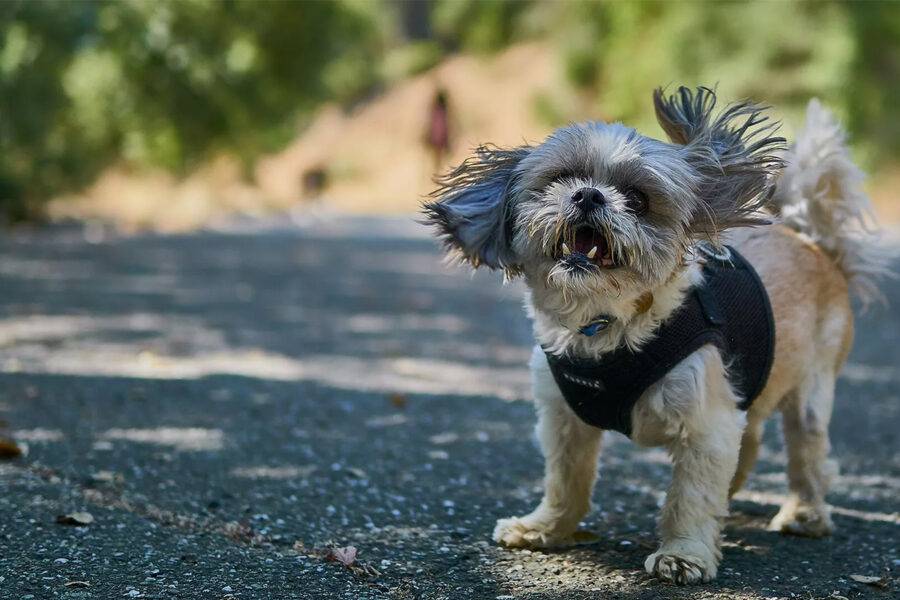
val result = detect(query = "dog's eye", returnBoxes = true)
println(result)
[625,189,649,215]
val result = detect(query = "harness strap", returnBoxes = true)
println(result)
[544,246,775,436]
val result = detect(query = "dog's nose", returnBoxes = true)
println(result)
[571,187,604,212]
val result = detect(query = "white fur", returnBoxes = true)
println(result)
[493,346,603,547]
[771,99,894,307]
[527,257,705,358]
[491,101,889,584]
[632,346,745,583]
[495,342,745,584]
[426,89,889,586]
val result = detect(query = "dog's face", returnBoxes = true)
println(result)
[425,87,784,299]
[508,121,699,295]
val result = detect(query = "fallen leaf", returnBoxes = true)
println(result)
[63,581,90,588]
[0,439,22,459]
[572,530,600,544]
[388,393,407,407]
[849,574,887,587]
[325,546,357,567]
[56,512,94,526]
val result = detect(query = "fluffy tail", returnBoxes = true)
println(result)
[770,99,894,308]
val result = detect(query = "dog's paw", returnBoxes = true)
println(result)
[645,547,716,585]
[493,516,572,549]
[769,503,833,537]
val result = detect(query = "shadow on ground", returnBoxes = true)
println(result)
[0,216,897,599]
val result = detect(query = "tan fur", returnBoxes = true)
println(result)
[725,225,852,536]
[494,224,860,583]
[479,96,886,585]
[732,224,853,416]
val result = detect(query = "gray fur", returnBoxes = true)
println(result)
[509,121,699,289]
[423,144,531,270]
[424,86,785,301]
[653,86,786,236]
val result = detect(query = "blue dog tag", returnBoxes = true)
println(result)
[580,316,612,336]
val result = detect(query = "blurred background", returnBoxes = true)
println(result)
[2,0,898,230]
[2,4,900,597]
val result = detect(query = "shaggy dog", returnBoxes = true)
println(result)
[424,87,890,584]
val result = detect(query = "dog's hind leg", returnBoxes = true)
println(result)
[769,372,838,537]
[729,414,764,497]
[493,346,603,548]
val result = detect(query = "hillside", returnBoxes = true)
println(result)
[47,42,897,230]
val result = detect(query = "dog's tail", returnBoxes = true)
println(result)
[770,99,893,308]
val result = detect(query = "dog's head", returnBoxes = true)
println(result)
[424,87,784,297]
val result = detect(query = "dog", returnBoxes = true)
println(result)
[423,86,891,584]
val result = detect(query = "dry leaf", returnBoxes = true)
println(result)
[572,530,600,544]
[325,546,357,567]
[849,574,887,587]
[56,512,94,526]
[0,439,22,459]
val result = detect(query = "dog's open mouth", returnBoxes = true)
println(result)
[554,226,619,268]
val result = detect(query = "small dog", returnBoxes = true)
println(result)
[424,86,891,584]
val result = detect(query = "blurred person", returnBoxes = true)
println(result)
[425,88,452,172]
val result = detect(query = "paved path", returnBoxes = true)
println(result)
[0,215,898,600]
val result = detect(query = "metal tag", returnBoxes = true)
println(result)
[580,316,612,336]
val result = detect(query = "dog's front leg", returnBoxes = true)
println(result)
[493,346,603,548]
[633,347,744,584]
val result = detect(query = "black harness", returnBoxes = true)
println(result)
[544,246,775,437]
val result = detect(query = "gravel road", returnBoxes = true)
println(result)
[0,215,897,600]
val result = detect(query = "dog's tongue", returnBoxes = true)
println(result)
[573,228,605,256]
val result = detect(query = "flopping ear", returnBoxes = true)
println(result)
[653,86,786,236]
[423,144,530,270]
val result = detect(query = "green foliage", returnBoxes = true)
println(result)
[485,0,897,168]
[0,0,389,219]
[544,0,857,138]
[1,0,898,220]
[431,0,533,53]
[846,2,900,166]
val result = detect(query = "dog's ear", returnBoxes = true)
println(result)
[653,86,786,236]
[423,144,530,270]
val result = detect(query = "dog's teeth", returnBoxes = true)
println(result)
[586,246,597,259]
[561,243,571,256]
